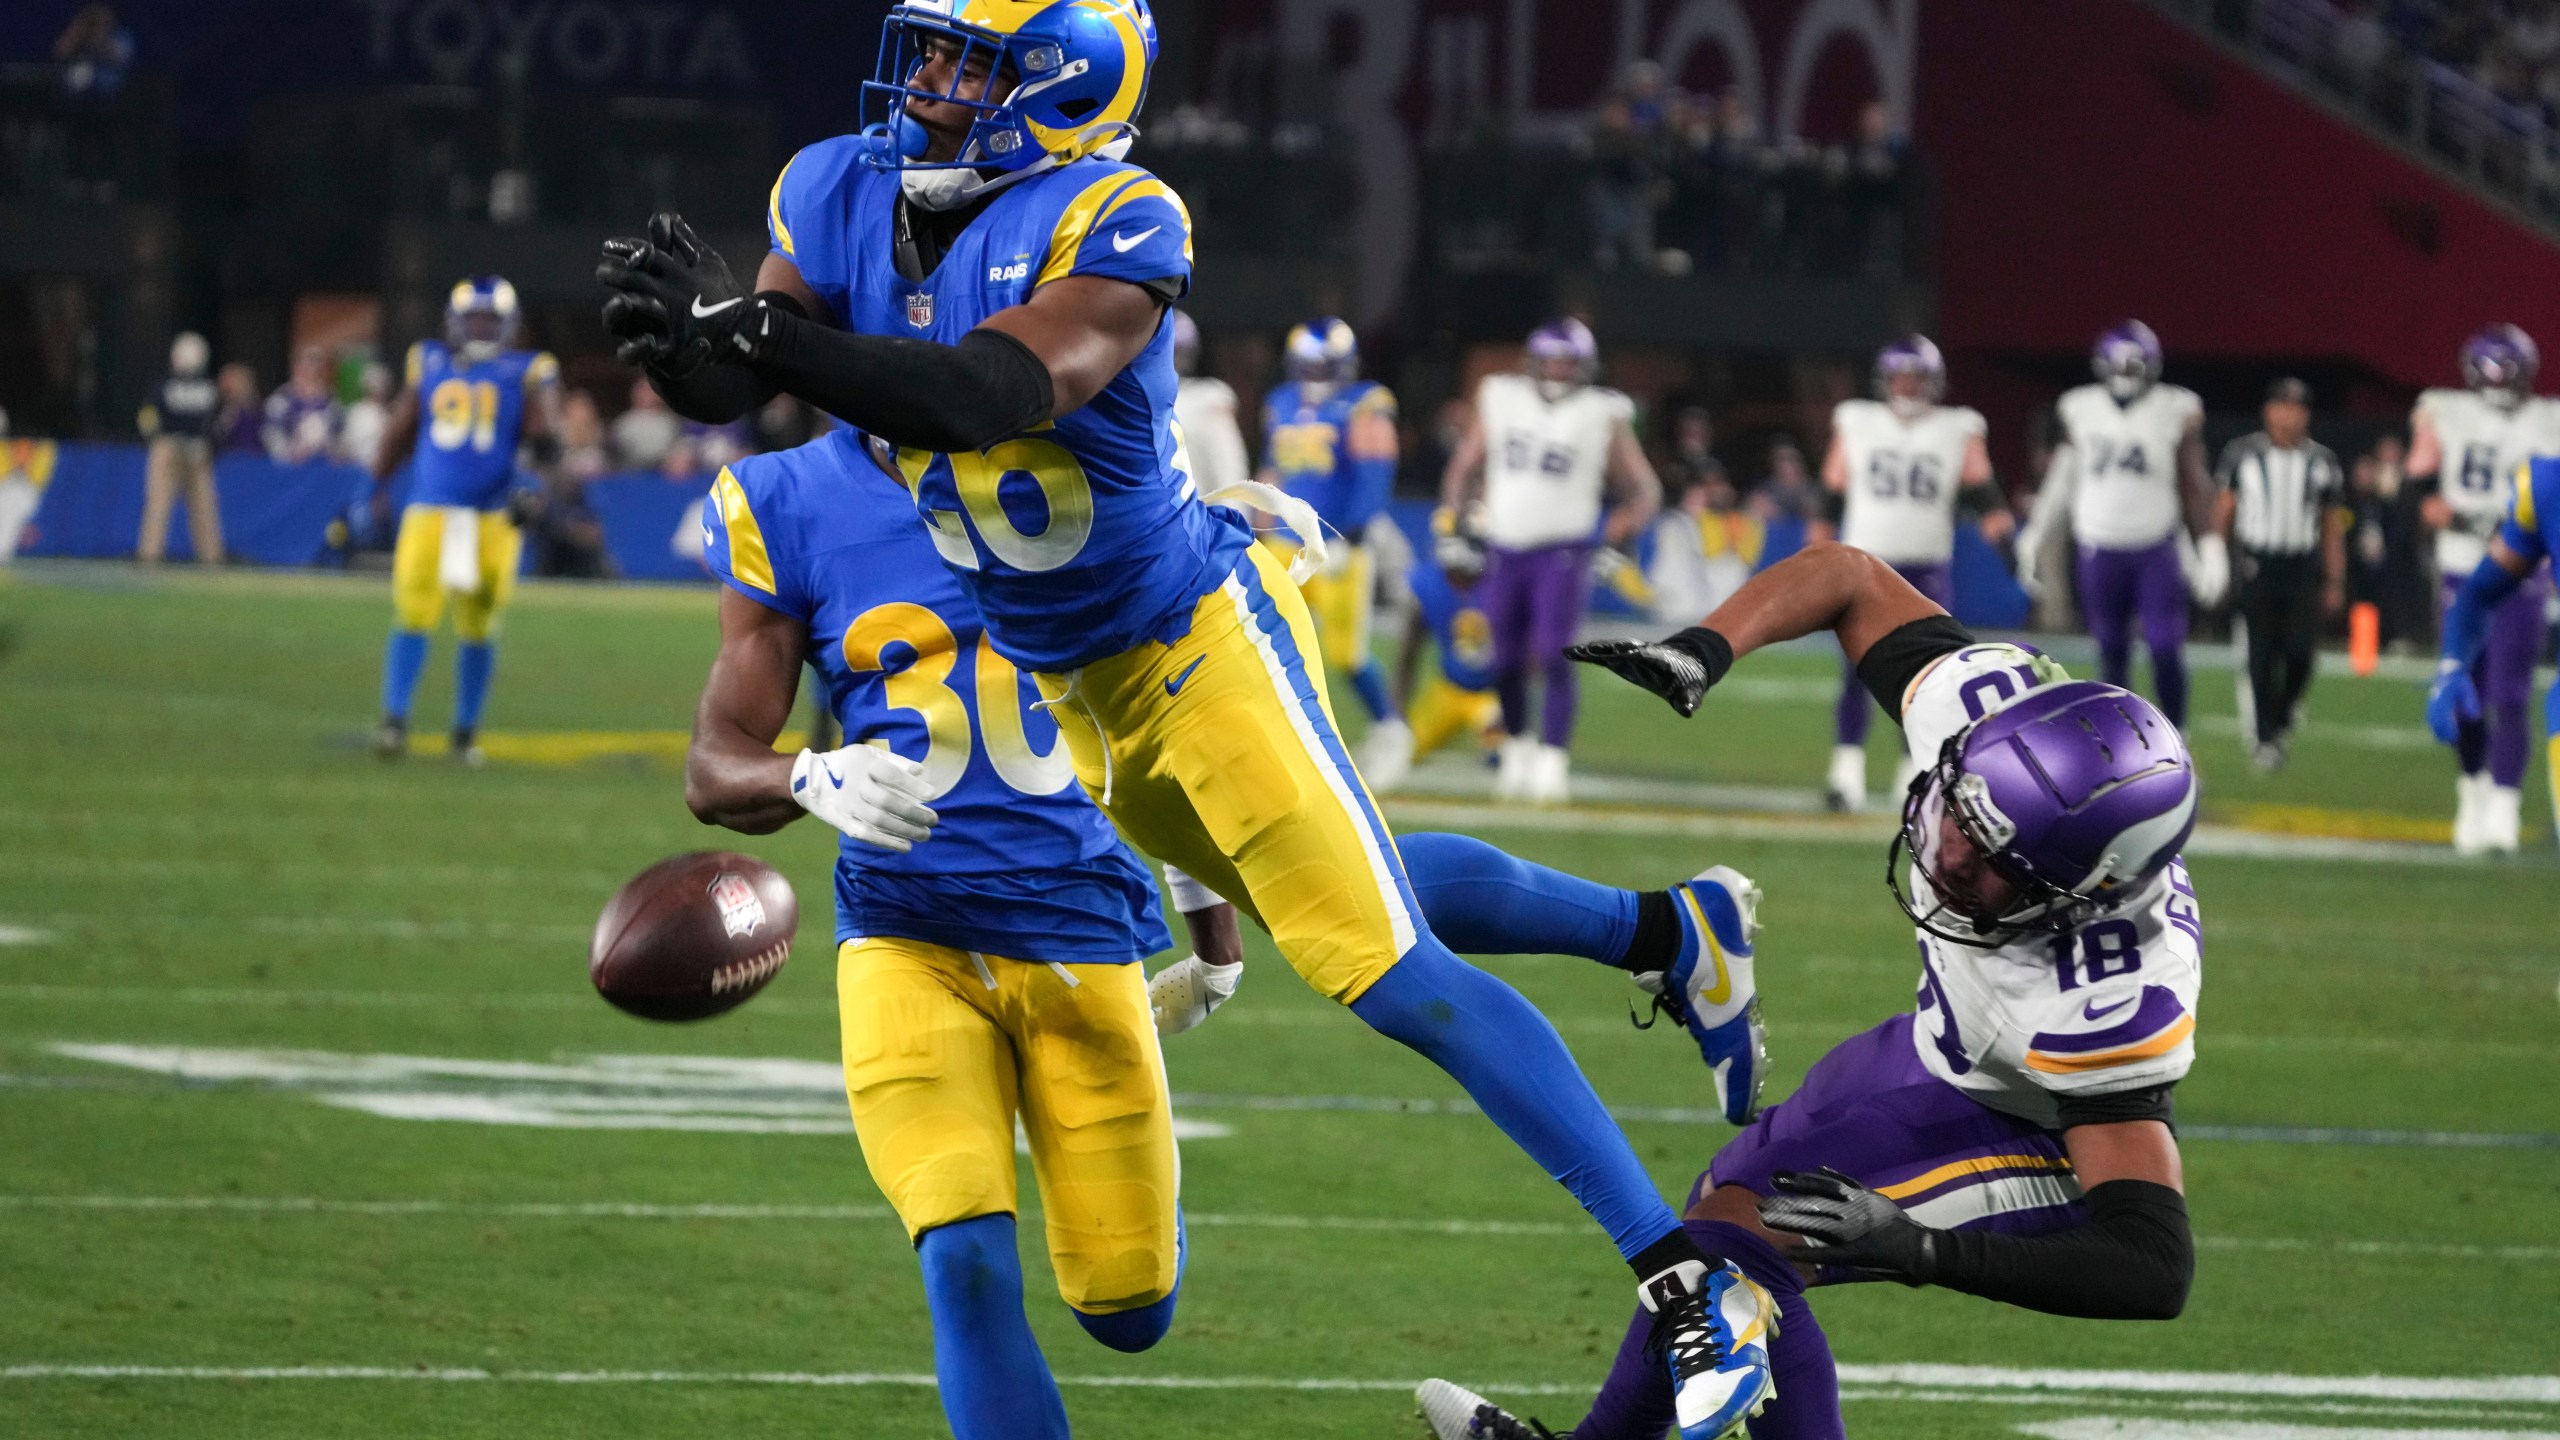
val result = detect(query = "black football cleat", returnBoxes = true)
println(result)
[449,727,486,768]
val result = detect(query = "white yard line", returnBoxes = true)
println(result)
[0,1194,2549,1263]
[0,1362,2554,1411]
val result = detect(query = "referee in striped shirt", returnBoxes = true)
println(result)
[2214,377,2346,771]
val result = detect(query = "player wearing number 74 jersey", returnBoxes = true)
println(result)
[597,3,1772,1435]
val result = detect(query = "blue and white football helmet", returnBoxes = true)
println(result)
[446,275,520,362]
[1284,317,1359,389]
[860,0,1158,211]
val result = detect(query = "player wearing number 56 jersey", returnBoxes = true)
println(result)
[2406,325,2560,853]
[596,4,1765,1434]
[689,427,1246,1440]
[370,276,562,765]
[1819,335,2009,813]
[2014,321,2221,731]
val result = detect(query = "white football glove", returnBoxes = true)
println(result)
[789,745,938,852]
[2181,531,2230,608]
[1149,954,1242,1035]
[2013,542,2044,600]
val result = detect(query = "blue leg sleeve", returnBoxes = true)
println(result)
[1071,1209,1183,1354]
[452,641,496,731]
[1350,940,1681,1261]
[1350,656,1398,722]
[917,1215,1070,1440]
[1400,831,1637,964]
[380,631,429,723]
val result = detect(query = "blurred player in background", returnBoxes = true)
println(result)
[1261,316,1404,743]
[370,276,562,765]
[1818,334,2008,812]
[2405,324,2560,853]
[596,3,1777,1430]
[1424,544,2201,1440]
[0,407,56,566]
[136,331,223,566]
[2430,435,2560,855]
[687,427,1240,1440]
[1440,318,1660,804]
[1169,310,1249,499]
[2015,321,2224,730]
[262,345,346,466]
[1363,523,1502,791]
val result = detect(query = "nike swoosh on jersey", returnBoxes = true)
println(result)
[1165,656,1205,697]
[690,296,744,318]
[1112,226,1162,254]
[2081,995,2136,1022]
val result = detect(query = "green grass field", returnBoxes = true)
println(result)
[1,563,2555,1440]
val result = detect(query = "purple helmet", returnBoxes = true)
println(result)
[1527,317,1600,391]
[1875,334,1945,414]
[1891,680,2198,946]
[2459,323,2538,404]
[1171,309,1201,375]
[2091,320,2162,400]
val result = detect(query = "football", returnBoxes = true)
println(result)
[589,852,798,1022]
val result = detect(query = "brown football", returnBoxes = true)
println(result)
[589,852,798,1022]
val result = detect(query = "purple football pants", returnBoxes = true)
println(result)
[1569,1017,2083,1440]
[1837,561,1956,746]
[2077,539,2190,728]
[2442,571,2548,788]
[1481,541,1595,747]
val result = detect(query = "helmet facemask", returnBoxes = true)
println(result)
[1887,736,2104,949]
[863,3,1148,212]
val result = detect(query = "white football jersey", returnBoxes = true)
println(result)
[1477,373,1636,550]
[2414,388,2560,574]
[1833,399,1986,565]
[1896,643,2203,1127]
[2054,383,2203,550]
[1174,375,1251,502]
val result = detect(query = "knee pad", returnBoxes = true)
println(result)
[1068,1211,1183,1354]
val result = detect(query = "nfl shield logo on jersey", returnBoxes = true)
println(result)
[906,291,934,330]
[706,872,767,940]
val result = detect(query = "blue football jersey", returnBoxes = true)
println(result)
[767,138,1250,673]
[1409,556,1495,693]
[2501,457,2560,564]
[1262,379,1399,537]
[699,428,1171,963]
[406,341,556,510]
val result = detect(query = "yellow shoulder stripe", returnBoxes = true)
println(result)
[768,154,799,257]
[2025,1014,2196,1074]
[404,341,427,388]
[2517,462,2543,531]
[525,352,561,389]
[1095,176,1195,262]
[1038,170,1150,286]
[710,467,777,596]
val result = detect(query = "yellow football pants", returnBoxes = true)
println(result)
[1038,543,1420,1005]
[390,504,522,640]
[837,937,1178,1316]
[1267,537,1373,673]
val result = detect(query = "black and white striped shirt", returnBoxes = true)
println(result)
[2215,432,2341,555]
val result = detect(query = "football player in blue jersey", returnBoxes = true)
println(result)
[1365,525,1502,792]
[370,276,562,765]
[1261,316,1406,739]
[595,5,1772,1432]
[686,427,1241,1440]
[2429,458,2560,848]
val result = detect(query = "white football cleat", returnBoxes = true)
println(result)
[1824,744,1866,814]
[1415,1379,1564,1440]
[1639,1259,1778,1440]
[1528,744,1572,806]
[2454,772,2491,856]
[1360,716,1417,794]
[1640,865,1766,1124]
[2484,784,2523,853]
[1495,736,1538,802]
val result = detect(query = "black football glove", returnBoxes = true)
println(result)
[1758,1166,1937,1283]
[597,212,752,372]
[1563,626,1733,718]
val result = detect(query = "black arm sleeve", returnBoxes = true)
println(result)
[1856,614,1975,716]
[1916,1179,2193,1320]
[750,309,1054,453]
[2056,1083,2177,1130]
[1954,480,2005,520]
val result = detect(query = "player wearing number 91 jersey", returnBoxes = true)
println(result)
[690,427,1218,1437]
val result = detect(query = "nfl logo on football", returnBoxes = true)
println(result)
[706,872,766,940]
[906,292,934,329]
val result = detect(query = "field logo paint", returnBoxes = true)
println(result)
[45,1043,1236,1141]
